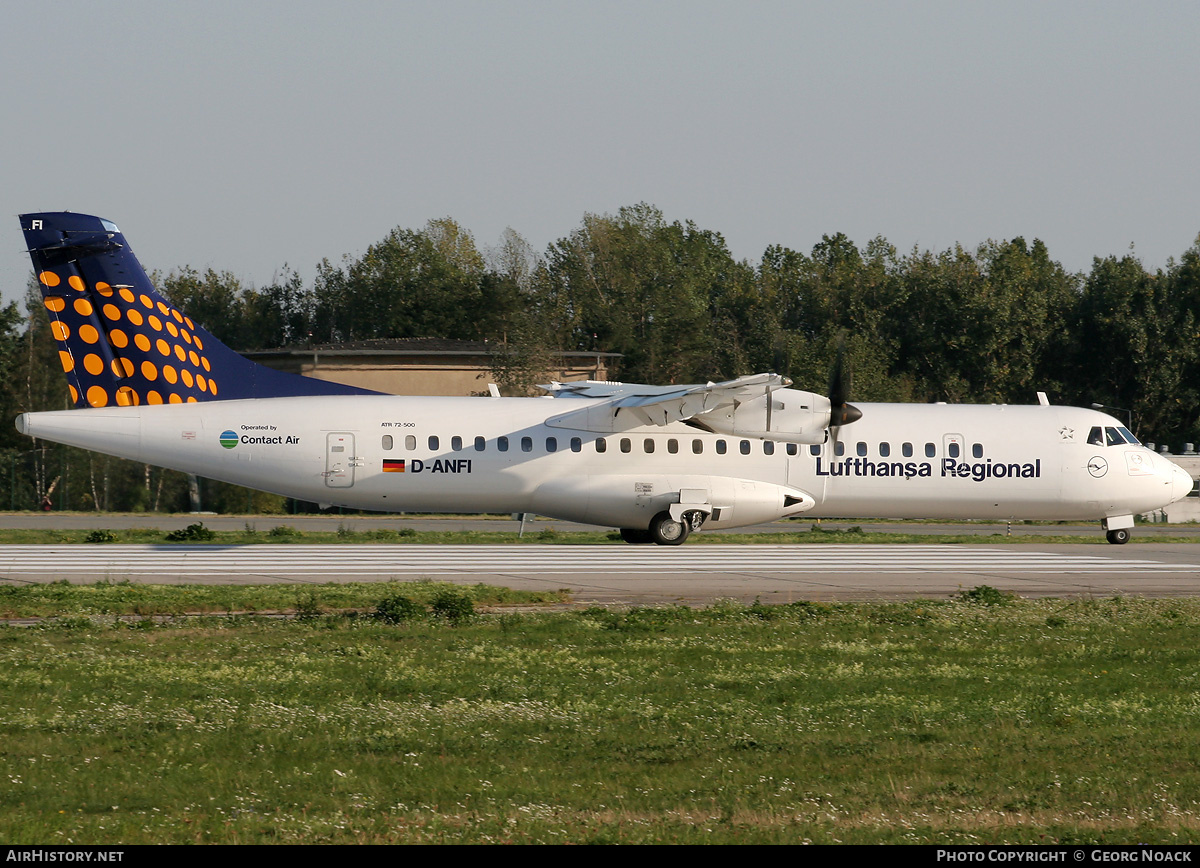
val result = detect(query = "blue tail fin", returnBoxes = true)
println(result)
[20,212,378,407]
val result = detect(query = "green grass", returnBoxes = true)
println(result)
[0,580,567,620]
[0,523,1194,546]
[2,591,1200,843]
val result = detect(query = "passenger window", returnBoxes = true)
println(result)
[428,435,439,451]
[740,440,751,455]
[667,439,678,454]
[451,436,462,452]
[474,436,486,452]
[644,439,655,453]
[595,438,607,453]
[902,442,913,457]
[763,441,774,455]
[546,437,557,452]
[972,443,983,458]
[879,442,890,457]
[810,444,821,456]
[521,436,533,452]
[382,435,393,450]
[948,442,960,458]
[571,437,582,452]
[620,438,631,453]
[405,435,416,450]
[925,443,935,458]
[786,443,797,456]
[856,442,867,457]
[716,440,727,455]
[497,436,509,452]
[692,439,703,454]
[835,441,845,457]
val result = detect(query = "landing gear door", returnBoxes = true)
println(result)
[325,432,355,488]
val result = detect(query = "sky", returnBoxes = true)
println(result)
[2,1,1198,310]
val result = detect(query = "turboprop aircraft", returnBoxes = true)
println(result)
[14,212,1194,545]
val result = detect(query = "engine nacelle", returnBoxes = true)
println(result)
[694,388,831,444]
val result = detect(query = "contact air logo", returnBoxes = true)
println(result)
[219,430,238,449]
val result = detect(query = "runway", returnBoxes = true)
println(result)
[1,543,1197,604]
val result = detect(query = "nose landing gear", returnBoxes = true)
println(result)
[1105,528,1130,545]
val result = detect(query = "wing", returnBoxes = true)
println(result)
[540,373,791,426]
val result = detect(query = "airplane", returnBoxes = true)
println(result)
[14,211,1194,545]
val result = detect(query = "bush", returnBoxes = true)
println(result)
[375,594,425,624]
[430,589,475,625]
[954,585,1016,606]
[268,525,302,539]
[85,529,117,544]
[165,522,215,542]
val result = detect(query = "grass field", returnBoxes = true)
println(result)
[0,522,1197,546]
[2,585,1199,843]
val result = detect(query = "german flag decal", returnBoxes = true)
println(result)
[382,459,405,473]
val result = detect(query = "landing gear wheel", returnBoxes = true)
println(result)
[649,511,690,546]
[1106,528,1131,545]
[619,528,654,544]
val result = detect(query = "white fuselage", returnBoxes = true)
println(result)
[16,396,1193,529]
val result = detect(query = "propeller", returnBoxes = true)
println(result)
[827,342,862,442]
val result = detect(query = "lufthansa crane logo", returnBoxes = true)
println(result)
[1087,456,1108,478]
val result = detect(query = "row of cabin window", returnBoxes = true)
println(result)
[826,440,985,459]
[380,434,985,459]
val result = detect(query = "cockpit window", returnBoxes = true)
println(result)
[1117,427,1140,445]
[1105,427,1124,447]
[1088,426,1104,446]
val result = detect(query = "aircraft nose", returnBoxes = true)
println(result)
[1171,464,1194,503]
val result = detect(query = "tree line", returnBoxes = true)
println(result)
[0,202,1197,512]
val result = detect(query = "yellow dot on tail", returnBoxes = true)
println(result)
[87,385,108,407]
[103,304,121,321]
[69,384,78,403]
[156,339,170,356]
[39,271,61,287]
[168,393,182,404]
[134,333,151,352]
[73,299,94,317]
[119,289,135,303]
[68,276,85,292]
[51,321,70,341]
[84,354,104,375]
[181,369,194,388]
[116,387,139,406]
[44,297,65,313]
[163,365,178,384]
[59,351,74,373]
[95,282,113,296]
[147,391,163,405]
[109,329,128,349]
[127,310,144,327]
[174,345,186,362]
[148,315,162,331]
[141,361,158,381]
[79,325,99,344]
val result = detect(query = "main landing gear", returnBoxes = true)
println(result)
[620,510,706,546]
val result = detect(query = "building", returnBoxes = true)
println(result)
[245,338,619,397]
